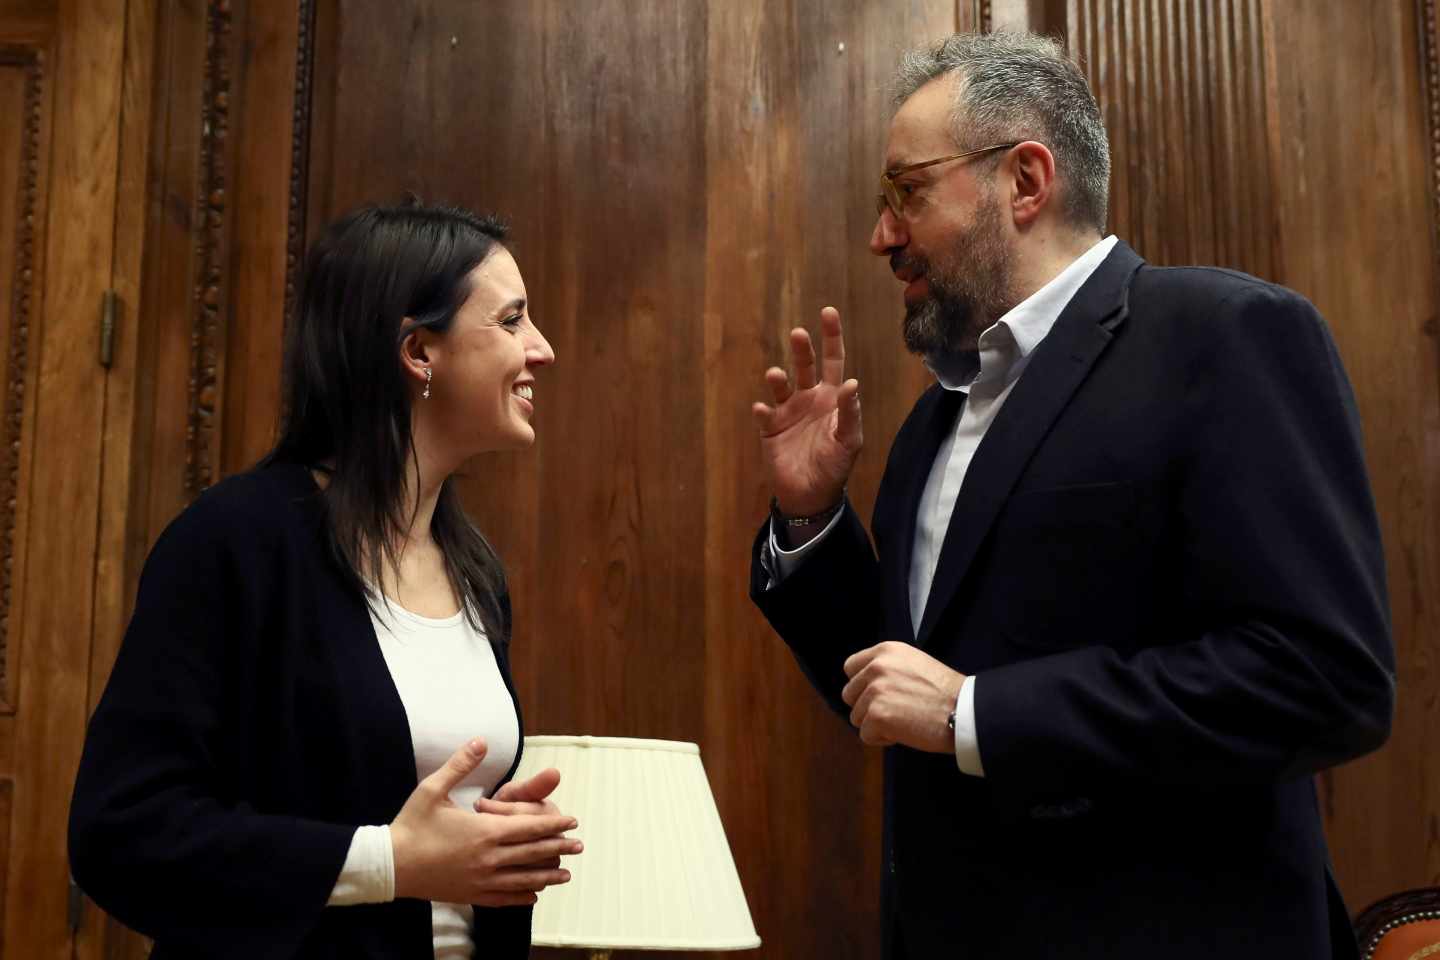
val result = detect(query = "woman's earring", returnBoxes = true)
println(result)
[422,367,432,400]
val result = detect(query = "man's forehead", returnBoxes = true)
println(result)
[884,77,959,167]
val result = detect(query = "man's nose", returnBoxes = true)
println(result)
[870,206,906,256]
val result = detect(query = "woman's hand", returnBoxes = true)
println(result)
[390,739,582,907]
[473,766,563,817]
[473,768,576,878]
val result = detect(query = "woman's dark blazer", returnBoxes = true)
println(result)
[69,461,530,959]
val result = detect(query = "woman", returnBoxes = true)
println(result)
[69,201,576,959]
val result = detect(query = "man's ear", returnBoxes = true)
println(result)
[1009,140,1058,228]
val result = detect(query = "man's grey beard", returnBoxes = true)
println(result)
[901,192,1017,357]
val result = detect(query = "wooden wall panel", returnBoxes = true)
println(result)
[310,0,710,743]
[1262,0,1440,909]
[103,0,309,560]
[1063,0,1277,275]
[84,0,166,954]
[0,0,54,36]
[218,0,301,476]
[5,0,122,954]
[701,3,963,957]
[132,0,207,544]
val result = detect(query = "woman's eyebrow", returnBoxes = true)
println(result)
[494,297,526,318]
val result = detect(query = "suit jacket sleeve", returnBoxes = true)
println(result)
[976,282,1396,791]
[68,493,355,949]
[749,505,885,720]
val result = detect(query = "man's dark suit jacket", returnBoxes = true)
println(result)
[751,242,1395,960]
[70,462,532,959]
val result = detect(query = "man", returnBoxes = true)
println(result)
[749,32,1394,960]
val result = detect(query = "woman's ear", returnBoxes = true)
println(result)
[398,322,432,389]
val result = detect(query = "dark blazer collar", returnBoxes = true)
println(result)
[912,240,1145,648]
[885,384,966,642]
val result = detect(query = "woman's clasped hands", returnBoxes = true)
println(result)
[389,738,581,907]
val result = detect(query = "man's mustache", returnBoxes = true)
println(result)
[890,252,931,285]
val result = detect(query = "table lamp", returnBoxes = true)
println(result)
[514,736,762,958]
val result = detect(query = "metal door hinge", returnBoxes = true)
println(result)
[68,876,86,932]
[99,289,117,368]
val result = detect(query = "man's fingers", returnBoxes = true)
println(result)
[424,738,487,800]
[492,768,561,805]
[856,688,896,745]
[751,402,777,435]
[859,719,895,747]
[848,680,883,730]
[791,328,818,390]
[843,643,887,679]
[819,307,846,385]
[835,378,862,450]
[765,366,794,406]
[840,662,869,713]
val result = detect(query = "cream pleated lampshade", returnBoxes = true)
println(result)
[515,735,761,952]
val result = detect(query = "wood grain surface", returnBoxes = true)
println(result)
[43,1,1440,955]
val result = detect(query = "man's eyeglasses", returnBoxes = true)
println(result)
[876,142,1020,220]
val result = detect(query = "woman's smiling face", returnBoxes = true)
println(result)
[421,246,555,456]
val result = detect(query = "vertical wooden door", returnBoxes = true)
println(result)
[0,0,132,957]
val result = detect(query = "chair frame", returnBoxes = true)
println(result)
[1356,888,1440,960]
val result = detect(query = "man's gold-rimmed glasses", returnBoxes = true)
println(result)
[876,142,1020,219]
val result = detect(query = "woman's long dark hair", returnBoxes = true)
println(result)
[263,200,511,641]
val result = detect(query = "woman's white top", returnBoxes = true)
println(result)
[326,596,519,959]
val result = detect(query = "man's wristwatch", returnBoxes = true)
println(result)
[770,492,845,528]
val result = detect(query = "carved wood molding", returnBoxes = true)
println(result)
[1421,0,1440,328]
[186,0,232,498]
[0,44,45,710]
[285,0,316,336]
[186,0,315,498]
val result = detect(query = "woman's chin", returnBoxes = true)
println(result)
[454,425,536,460]
[500,423,537,449]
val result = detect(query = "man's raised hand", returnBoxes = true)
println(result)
[752,306,863,520]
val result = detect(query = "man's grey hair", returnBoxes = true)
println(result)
[893,32,1111,233]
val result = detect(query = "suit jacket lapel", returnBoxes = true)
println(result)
[914,242,1144,649]
[885,386,965,642]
